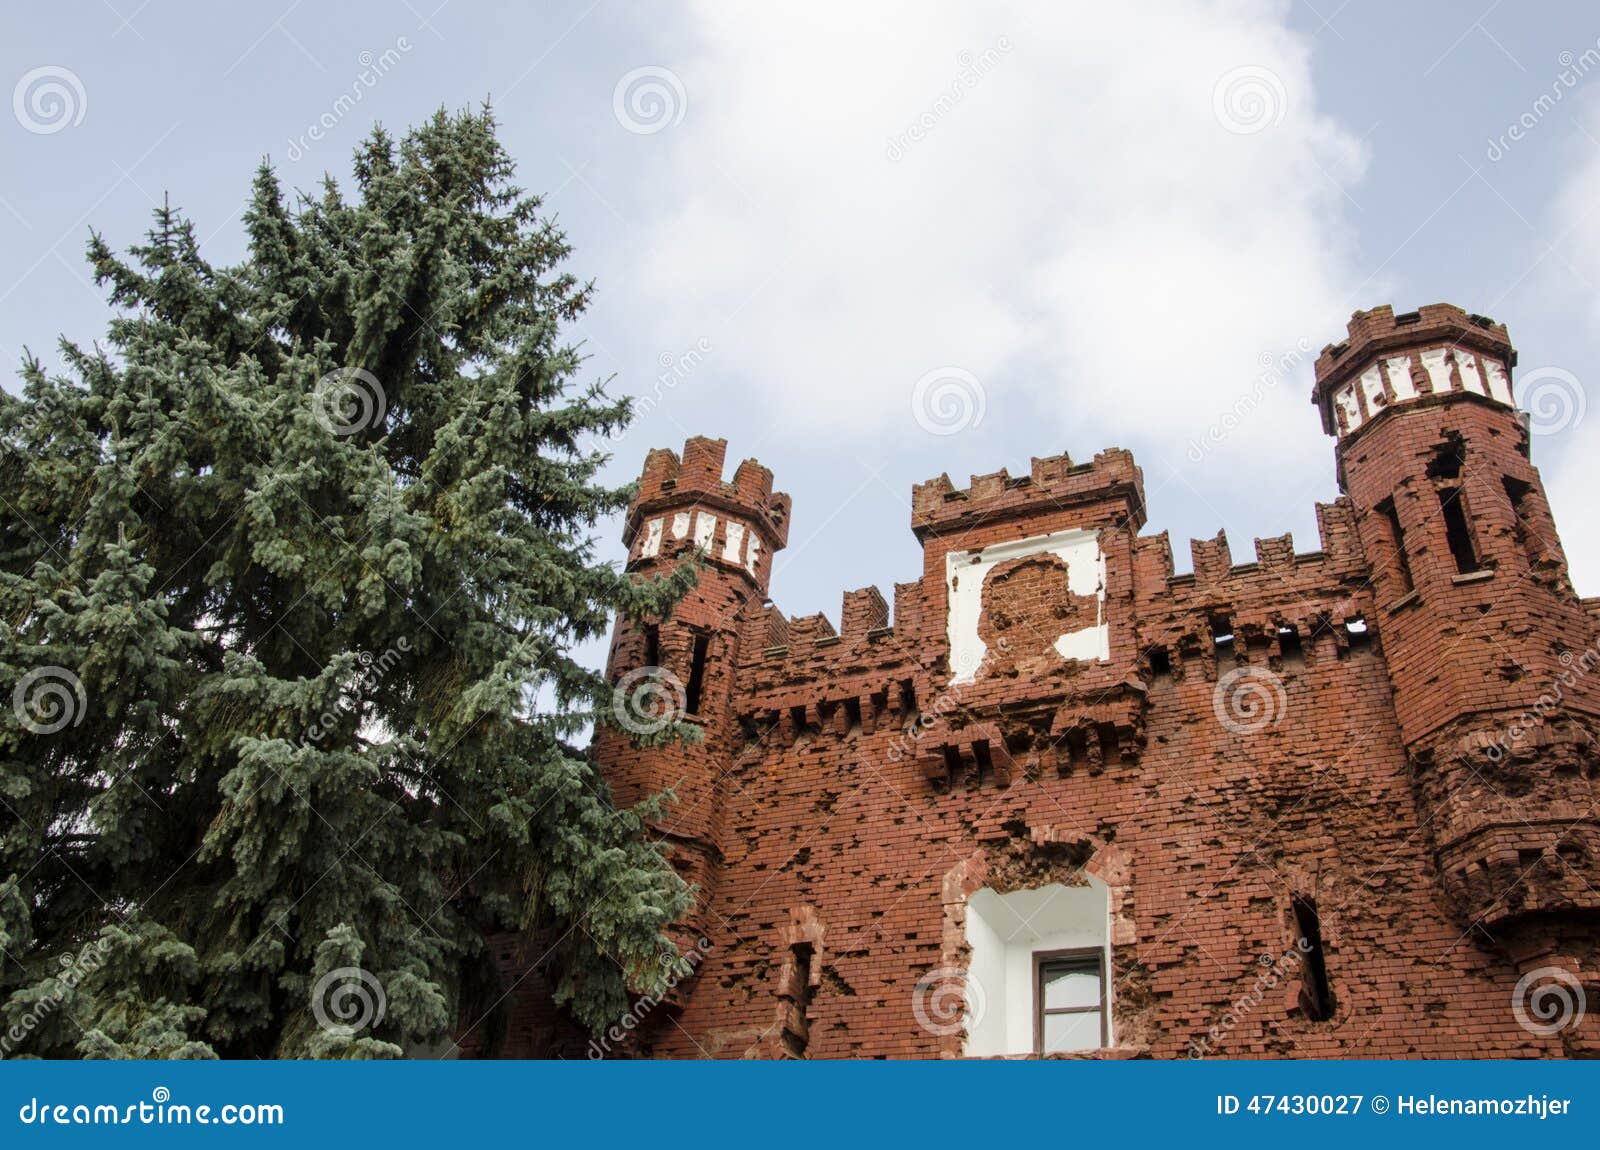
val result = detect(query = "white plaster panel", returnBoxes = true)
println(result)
[692,511,716,550]
[744,533,762,578]
[1420,348,1453,393]
[1333,383,1362,433]
[639,517,664,559]
[670,511,691,540]
[1384,355,1417,400]
[1483,357,1513,403]
[1359,364,1388,415]
[722,520,745,564]
[1335,347,1515,438]
[944,528,1107,684]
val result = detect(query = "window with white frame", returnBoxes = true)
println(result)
[962,881,1111,1057]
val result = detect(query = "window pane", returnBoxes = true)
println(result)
[1041,964,1100,1009]
[1043,1009,1102,1052]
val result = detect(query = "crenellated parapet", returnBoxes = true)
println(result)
[1312,304,1517,443]
[625,436,792,589]
[911,449,1145,541]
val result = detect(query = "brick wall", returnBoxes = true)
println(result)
[484,304,1600,1059]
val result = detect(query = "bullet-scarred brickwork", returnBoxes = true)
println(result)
[486,304,1600,1059]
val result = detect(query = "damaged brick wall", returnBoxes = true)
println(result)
[483,304,1600,1059]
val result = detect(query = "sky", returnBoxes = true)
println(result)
[4,0,1598,674]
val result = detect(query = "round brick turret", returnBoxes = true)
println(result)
[1316,306,1600,1052]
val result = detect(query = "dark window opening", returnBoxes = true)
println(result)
[1503,477,1543,569]
[1211,615,1235,657]
[1034,948,1107,1054]
[789,705,808,737]
[1065,729,1088,773]
[898,678,917,714]
[1426,440,1464,480]
[1344,616,1371,647]
[1438,487,1481,574]
[779,942,815,1059]
[684,633,711,713]
[1096,722,1121,768]
[1148,646,1172,678]
[1291,895,1335,1022]
[642,623,661,668]
[972,739,995,779]
[842,696,863,731]
[1376,497,1414,593]
[1277,626,1304,663]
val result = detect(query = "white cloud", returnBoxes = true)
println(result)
[626,0,1371,491]
[1538,104,1600,594]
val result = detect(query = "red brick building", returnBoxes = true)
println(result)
[502,304,1600,1059]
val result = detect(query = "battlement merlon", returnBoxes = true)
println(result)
[1311,304,1518,439]
[911,448,1146,541]
[622,436,793,556]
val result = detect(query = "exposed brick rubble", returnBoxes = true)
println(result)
[483,304,1600,1059]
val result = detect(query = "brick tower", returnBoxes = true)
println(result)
[1313,305,1600,1053]
[597,436,790,947]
